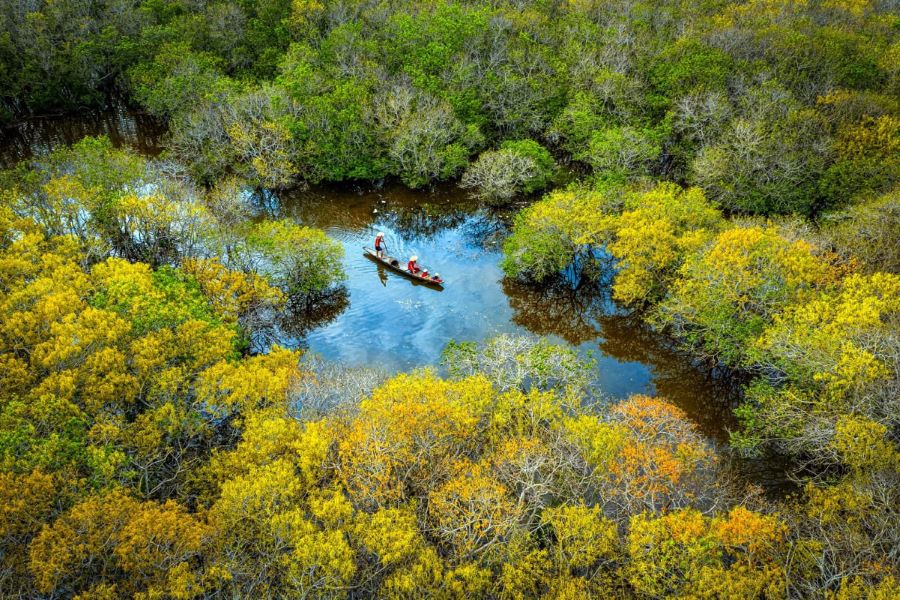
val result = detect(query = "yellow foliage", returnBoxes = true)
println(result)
[541,575,595,600]
[29,490,205,597]
[195,346,301,416]
[521,189,617,248]
[756,272,899,400]
[804,480,871,526]
[658,224,840,363]
[270,509,357,596]
[31,307,131,372]
[338,372,484,507]
[711,506,786,556]
[353,506,444,598]
[542,504,617,570]
[830,576,900,600]
[835,115,900,161]
[0,470,55,540]
[563,414,627,472]
[211,459,307,528]
[182,257,285,322]
[444,562,493,598]
[627,507,786,598]
[489,388,567,441]
[822,0,872,17]
[831,415,900,472]
[355,505,426,568]
[430,459,520,558]
[225,118,295,187]
[611,396,717,509]
[73,583,119,600]
[0,234,90,354]
[379,546,444,599]
[130,319,235,393]
[213,410,333,494]
[608,184,722,305]
[114,500,207,580]
[499,546,552,600]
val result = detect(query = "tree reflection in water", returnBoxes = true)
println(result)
[0,97,165,167]
[503,276,794,490]
[503,275,747,441]
[249,287,351,353]
[503,277,612,346]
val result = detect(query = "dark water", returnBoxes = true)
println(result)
[0,110,791,489]
[0,100,165,167]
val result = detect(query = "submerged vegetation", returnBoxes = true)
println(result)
[1,0,899,598]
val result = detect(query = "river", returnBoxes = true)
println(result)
[0,107,790,490]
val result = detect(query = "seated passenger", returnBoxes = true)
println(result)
[407,255,420,274]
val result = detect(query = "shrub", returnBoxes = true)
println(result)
[461,139,556,204]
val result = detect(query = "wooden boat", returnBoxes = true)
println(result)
[363,247,445,287]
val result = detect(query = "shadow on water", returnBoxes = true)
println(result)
[275,289,352,346]
[502,278,615,346]
[502,276,741,436]
[0,98,165,167]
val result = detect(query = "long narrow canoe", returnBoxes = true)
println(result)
[363,247,445,288]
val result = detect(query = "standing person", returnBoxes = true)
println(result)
[374,232,386,258]
[407,255,420,274]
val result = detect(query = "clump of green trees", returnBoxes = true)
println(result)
[3,1,896,212]
[461,140,557,204]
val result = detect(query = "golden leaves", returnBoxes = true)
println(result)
[542,504,617,570]
[195,347,302,417]
[182,257,285,323]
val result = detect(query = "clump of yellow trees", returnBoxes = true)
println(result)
[503,181,898,467]
[0,202,783,597]
[504,180,900,595]
[2,179,898,597]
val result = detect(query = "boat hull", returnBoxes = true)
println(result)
[363,248,445,288]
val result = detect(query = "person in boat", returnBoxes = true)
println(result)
[420,269,443,283]
[407,255,420,274]
[374,232,386,258]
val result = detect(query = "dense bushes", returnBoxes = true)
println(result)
[822,187,900,274]
[501,179,900,593]
[1,212,895,596]
[0,216,794,597]
[2,1,899,597]
[5,1,898,213]
[502,181,898,538]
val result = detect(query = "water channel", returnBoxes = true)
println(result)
[0,106,789,489]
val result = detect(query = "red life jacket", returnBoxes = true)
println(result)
[407,260,418,273]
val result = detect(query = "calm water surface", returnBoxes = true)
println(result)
[268,185,748,442]
[0,99,164,166]
[1,110,789,488]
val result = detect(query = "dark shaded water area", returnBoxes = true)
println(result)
[0,109,792,491]
[0,99,165,167]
